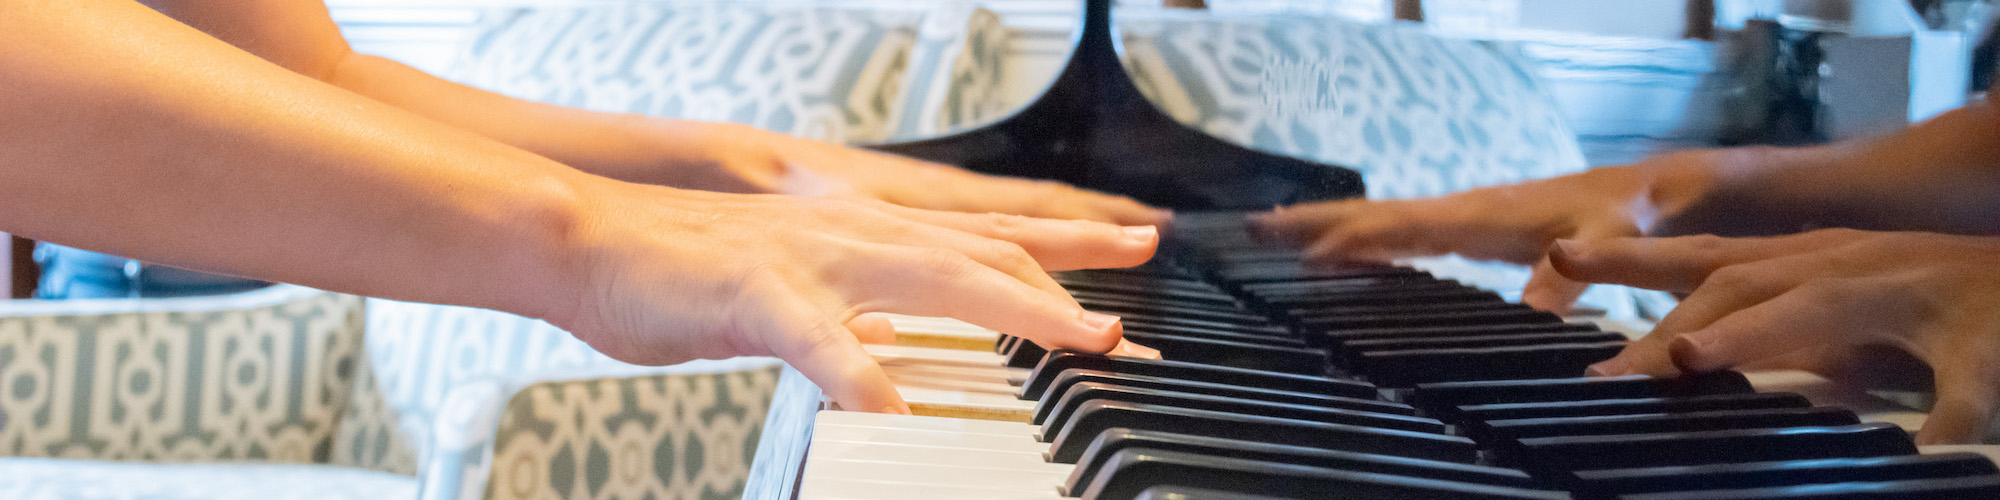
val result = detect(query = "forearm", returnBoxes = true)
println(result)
[1652,101,2000,237]
[0,0,591,320]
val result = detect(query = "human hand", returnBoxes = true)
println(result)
[683,123,1170,226]
[1556,229,2000,444]
[1252,152,1719,312]
[541,180,1160,414]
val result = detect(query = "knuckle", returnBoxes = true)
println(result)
[912,247,981,281]
[986,239,1037,271]
[982,212,1030,239]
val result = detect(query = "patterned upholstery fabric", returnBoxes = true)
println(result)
[340,298,782,500]
[1117,10,1590,199]
[0,458,416,500]
[0,286,362,464]
[484,368,779,500]
[446,2,923,143]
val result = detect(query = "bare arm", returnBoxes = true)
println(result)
[139,0,1170,224]
[0,0,1160,412]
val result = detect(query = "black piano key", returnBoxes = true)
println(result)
[1037,382,1445,441]
[1326,322,1602,344]
[1289,300,1525,322]
[1264,287,1501,310]
[1004,338,1052,368]
[1032,369,1416,425]
[1056,271,1221,293]
[996,334,1017,353]
[1410,372,1757,418]
[1217,265,1430,285]
[1117,332,1330,374]
[1122,318,1294,338]
[1022,351,1378,401]
[1046,400,1477,464]
[1244,280,1461,303]
[1569,453,2000,498]
[1115,315,1295,336]
[1078,297,1275,325]
[1339,331,1630,363]
[1060,284,1241,307]
[1499,422,1918,474]
[1077,449,1569,500]
[1616,474,2000,500]
[1302,308,1565,332]
[1357,342,1628,387]
[1065,429,1539,496]
[1457,392,1814,425]
[1241,278,1453,297]
[1475,407,1861,443]
[1129,485,1301,500]
[1121,322,1309,347]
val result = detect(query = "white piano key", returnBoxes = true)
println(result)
[797,478,1063,500]
[806,459,1071,490]
[814,422,1048,453]
[817,410,1036,435]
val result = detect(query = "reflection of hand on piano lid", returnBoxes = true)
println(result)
[1252,148,1726,314]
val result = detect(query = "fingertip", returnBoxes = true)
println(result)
[1586,355,1631,377]
[1074,310,1124,352]
[1667,333,1722,374]
[1110,338,1161,360]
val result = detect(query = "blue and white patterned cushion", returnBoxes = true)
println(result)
[445,2,922,143]
[0,458,416,500]
[1117,10,1589,199]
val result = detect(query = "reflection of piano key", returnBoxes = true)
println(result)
[760,212,2000,500]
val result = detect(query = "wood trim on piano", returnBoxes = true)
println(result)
[6,234,37,299]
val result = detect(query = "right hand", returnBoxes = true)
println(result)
[540,181,1161,414]
[1252,151,1721,312]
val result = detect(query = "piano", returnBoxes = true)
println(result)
[745,1,2000,498]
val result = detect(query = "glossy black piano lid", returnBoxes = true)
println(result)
[862,0,1365,210]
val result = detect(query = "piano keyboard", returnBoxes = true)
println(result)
[748,212,2000,500]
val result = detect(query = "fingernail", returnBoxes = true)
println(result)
[1080,310,1121,332]
[879,405,912,415]
[1122,225,1158,243]
[1586,357,1630,377]
[1111,339,1161,359]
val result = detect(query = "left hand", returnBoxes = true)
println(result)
[692,124,1171,226]
[1554,228,2000,444]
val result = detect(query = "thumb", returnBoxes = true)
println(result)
[1918,357,2000,445]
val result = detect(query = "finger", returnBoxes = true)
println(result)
[1058,189,1173,227]
[1586,259,1808,376]
[847,244,1125,353]
[1919,358,2000,444]
[1299,215,1420,265]
[1251,201,1362,246]
[1522,253,1591,314]
[753,286,908,414]
[871,204,1159,270]
[1551,231,1865,293]
[846,313,897,345]
[1663,279,1857,374]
